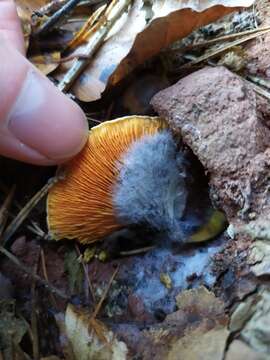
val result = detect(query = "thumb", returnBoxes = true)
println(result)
[0,41,89,165]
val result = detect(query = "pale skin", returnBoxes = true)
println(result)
[0,0,89,165]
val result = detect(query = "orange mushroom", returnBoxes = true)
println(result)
[47,116,168,244]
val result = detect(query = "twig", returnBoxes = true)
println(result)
[40,248,58,308]
[180,28,270,70]
[2,178,57,246]
[58,0,132,93]
[92,265,119,319]
[27,222,50,240]
[180,25,270,51]
[86,116,102,124]
[37,0,68,16]
[75,244,96,304]
[78,0,108,6]
[0,182,21,212]
[119,245,155,256]
[31,259,40,360]
[247,75,270,90]
[0,185,15,237]
[32,54,91,65]
[245,78,270,101]
[0,245,68,300]
[66,4,106,51]
[34,0,82,37]
[37,0,104,15]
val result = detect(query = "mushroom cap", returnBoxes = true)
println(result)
[47,116,168,244]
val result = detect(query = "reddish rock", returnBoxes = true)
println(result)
[151,66,270,227]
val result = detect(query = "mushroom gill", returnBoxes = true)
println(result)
[47,116,168,244]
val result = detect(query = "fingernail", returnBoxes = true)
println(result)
[8,68,88,161]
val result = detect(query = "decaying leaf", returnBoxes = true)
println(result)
[0,301,28,359]
[65,304,128,360]
[167,326,229,360]
[237,289,270,355]
[172,287,229,359]
[175,286,226,314]
[56,0,254,101]
[249,240,270,277]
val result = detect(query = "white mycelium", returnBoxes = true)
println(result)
[113,131,187,241]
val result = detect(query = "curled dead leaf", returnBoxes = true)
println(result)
[55,0,254,101]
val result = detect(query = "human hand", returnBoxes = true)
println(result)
[0,0,89,165]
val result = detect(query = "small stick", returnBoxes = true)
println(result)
[179,25,270,51]
[245,78,270,101]
[119,245,155,256]
[0,245,68,300]
[66,4,106,51]
[0,185,15,237]
[247,75,270,90]
[180,28,270,70]
[40,248,58,308]
[27,222,50,241]
[37,0,68,16]
[91,265,119,319]
[57,0,132,93]
[2,178,57,246]
[31,260,40,360]
[34,0,82,37]
[86,115,102,124]
[38,0,104,15]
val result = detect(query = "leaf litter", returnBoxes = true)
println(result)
[3,0,270,358]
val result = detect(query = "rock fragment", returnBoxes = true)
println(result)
[151,66,270,233]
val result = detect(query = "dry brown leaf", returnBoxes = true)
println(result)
[15,0,50,48]
[167,326,229,360]
[136,286,229,360]
[15,0,50,19]
[55,0,254,101]
[167,288,229,360]
[175,286,226,316]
